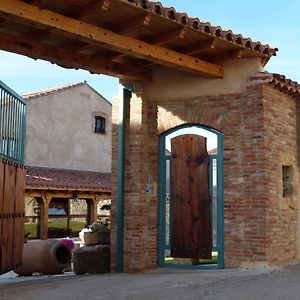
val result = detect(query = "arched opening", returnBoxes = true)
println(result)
[158,124,224,269]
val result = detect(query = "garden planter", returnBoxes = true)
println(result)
[73,244,110,274]
[14,239,72,276]
[83,231,110,246]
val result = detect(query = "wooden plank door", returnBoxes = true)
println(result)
[170,134,212,259]
[0,162,25,274]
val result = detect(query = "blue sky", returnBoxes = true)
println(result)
[0,0,299,101]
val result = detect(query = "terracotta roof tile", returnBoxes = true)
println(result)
[271,74,300,99]
[250,72,300,99]
[125,0,277,57]
[22,81,87,99]
[25,166,111,191]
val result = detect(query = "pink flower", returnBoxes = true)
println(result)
[60,237,75,250]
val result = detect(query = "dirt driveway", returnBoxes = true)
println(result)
[1,263,300,300]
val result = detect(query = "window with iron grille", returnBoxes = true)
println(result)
[94,116,105,134]
[282,165,293,197]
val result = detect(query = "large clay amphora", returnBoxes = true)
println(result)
[14,239,71,276]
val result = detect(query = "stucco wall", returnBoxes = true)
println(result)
[25,84,112,172]
[145,57,263,101]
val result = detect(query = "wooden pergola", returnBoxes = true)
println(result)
[0,0,275,82]
[25,166,111,239]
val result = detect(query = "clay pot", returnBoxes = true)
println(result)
[14,239,72,276]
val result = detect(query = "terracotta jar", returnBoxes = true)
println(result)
[14,239,72,276]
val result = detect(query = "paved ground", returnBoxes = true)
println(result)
[1,263,300,300]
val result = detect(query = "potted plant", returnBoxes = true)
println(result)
[79,221,110,246]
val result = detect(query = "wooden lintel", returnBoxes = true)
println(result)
[183,38,217,56]
[79,0,110,22]
[117,14,151,35]
[26,190,111,199]
[0,0,223,78]
[148,28,187,46]
[0,34,151,81]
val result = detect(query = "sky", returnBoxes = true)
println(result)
[0,0,299,102]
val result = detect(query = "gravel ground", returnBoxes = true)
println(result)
[1,263,300,300]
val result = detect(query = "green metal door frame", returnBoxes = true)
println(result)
[116,86,133,273]
[158,124,224,269]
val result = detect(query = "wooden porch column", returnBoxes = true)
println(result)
[86,199,98,225]
[40,194,52,240]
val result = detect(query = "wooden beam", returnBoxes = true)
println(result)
[117,14,151,35]
[183,39,217,56]
[148,28,187,46]
[25,190,111,199]
[0,0,223,78]
[0,34,151,81]
[79,0,110,22]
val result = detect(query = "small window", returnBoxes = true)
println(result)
[94,116,105,134]
[282,166,293,197]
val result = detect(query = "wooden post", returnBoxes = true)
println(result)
[86,199,98,225]
[40,194,52,240]
[66,198,70,231]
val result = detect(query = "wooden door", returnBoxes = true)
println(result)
[170,134,212,259]
[0,162,25,274]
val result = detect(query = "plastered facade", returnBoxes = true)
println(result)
[24,83,112,172]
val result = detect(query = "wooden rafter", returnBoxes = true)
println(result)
[78,0,110,22]
[0,0,223,78]
[113,28,187,64]
[0,34,151,81]
[215,48,246,59]
[148,28,187,46]
[117,14,152,35]
[183,39,217,56]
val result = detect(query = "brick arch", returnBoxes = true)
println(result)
[157,105,224,135]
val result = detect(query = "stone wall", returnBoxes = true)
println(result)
[263,85,299,265]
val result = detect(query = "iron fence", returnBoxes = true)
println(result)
[0,80,26,165]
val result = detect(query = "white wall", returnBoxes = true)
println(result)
[25,83,112,172]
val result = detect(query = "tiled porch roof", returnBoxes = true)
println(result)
[25,166,111,191]
[250,72,300,100]
[271,74,300,100]
[126,0,277,58]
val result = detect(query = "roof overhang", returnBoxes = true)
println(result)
[0,0,277,81]
[249,72,300,100]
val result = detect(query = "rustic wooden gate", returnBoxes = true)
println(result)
[0,163,25,273]
[170,134,212,259]
[158,125,224,269]
[0,80,26,274]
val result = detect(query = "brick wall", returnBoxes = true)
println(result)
[111,82,299,272]
[263,84,299,265]
[154,86,269,268]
